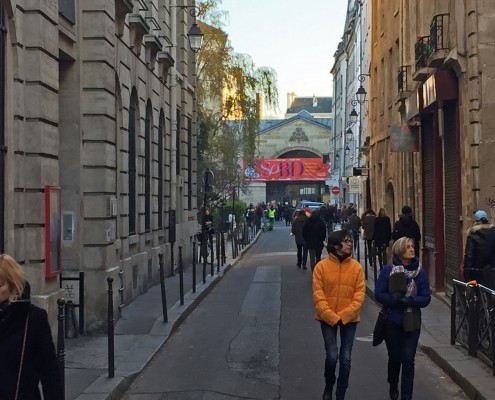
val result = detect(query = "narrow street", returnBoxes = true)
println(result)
[122,222,467,400]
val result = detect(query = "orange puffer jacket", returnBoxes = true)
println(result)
[312,253,365,326]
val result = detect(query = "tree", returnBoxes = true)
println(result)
[196,2,278,202]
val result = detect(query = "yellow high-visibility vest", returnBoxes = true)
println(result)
[268,208,276,219]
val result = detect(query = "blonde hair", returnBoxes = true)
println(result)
[0,254,26,302]
[378,207,387,217]
[391,237,414,258]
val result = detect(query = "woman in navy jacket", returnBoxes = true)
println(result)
[374,237,430,400]
[0,254,64,400]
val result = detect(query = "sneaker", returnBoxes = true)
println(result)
[303,265,308,270]
[296,264,301,268]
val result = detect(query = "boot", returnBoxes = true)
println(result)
[322,386,332,400]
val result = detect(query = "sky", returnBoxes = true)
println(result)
[218,0,349,119]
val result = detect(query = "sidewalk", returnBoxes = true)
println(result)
[64,235,495,400]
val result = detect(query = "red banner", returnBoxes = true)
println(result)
[243,158,330,182]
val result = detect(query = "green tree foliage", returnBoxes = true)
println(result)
[196,1,278,202]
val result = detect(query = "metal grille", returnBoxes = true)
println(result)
[430,14,449,53]
[415,36,430,71]
[422,114,435,239]
[444,101,460,294]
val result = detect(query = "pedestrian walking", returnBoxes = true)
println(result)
[361,208,376,266]
[291,210,309,269]
[374,207,392,268]
[303,209,327,271]
[392,206,421,255]
[347,209,361,255]
[283,203,293,226]
[267,203,276,230]
[463,210,493,285]
[313,230,365,400]
[374,237,431,400]
[0,254,64,400]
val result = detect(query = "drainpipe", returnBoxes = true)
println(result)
[0,11,5,252]
[438,100,446,261]
[170,0,178,245]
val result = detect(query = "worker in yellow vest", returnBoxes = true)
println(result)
[268,203,276,230]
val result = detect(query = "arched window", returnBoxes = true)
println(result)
[144,101,152,232]
[128,90,138,235]
[0,4,6,252]
[158,111,165,228]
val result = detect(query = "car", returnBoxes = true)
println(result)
[295,200,325,212]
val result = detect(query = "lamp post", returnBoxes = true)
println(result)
[174,3,205,53]
[349,73,371,208]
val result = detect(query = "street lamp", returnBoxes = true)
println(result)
[356,73,370,104]
[349,108,358,124]
[174,4,205,53]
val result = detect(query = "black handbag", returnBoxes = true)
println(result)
[372,309,387,346]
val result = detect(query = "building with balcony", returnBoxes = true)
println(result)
[0,0,199,331]
[368,0,495,292]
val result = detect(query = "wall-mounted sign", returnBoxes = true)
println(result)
[348,177,361,194]
[243,158,329,182]
[389,125,419,152]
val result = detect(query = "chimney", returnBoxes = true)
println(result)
[287,92,296,110]
[313,94,318,107]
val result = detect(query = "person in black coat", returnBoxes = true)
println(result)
[291,210,309,269]
[303,209,327,271]
[374,207,392,268]
[392,206,421,255]
[463,210,493,284]
[0,254,64,400]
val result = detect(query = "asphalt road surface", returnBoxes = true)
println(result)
[122,221,468,400]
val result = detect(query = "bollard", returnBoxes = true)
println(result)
[372,247,378,284]
[216,233,220,272]
[158,254,168,323]
[363,239,369,280]
[170,245,175,277]
[107,277,115,378]
[202,242,207,284]
[450,285,456,346]
[221,233,226,265]
[192,241,197,293]
[210,236,214,276]
[179,246,184,305]
[56,298,66,395]
[231,230,235,259]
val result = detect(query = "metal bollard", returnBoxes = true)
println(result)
[170,245,175,277]
[221,233,226,265]
[158,254,168,323]
[106,277,115,378]
[56,298,66,395]
[216,233,220,272]
[210,236,214,276]
[202,242,207,284]
[192,241,197,293]
[363,239,369,280]
[179,246,184,305]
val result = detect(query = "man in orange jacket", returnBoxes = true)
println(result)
[312,229,365,400]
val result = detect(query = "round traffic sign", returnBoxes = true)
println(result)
[331,186,340,195]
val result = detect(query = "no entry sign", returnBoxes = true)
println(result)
[331,186,340,195]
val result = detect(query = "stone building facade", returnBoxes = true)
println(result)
[368,0,495,291]
[1,0,199,331]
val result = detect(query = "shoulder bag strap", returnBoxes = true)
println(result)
[15,312,30,400]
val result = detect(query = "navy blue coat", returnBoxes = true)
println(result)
[374,255,431,325]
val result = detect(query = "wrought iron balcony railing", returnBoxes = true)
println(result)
[397,65,411,94]
[429,13,449,54]
[415,36,430,71]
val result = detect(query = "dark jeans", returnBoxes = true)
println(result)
[320,321,357,398]
[296,243,308,267]
[309,248,323,271]
[375,242,388,268]
[365,239,374,265]
[384,323,420,399]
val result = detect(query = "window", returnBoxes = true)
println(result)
[59,0,76,24]
[158,112,165,228]
[144,101,152,232]
[128,90,138,235]
[187,118,192,210]
[176,109,181,175]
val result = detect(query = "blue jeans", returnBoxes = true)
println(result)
[320,321,357,398]
[384,323,420,399]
